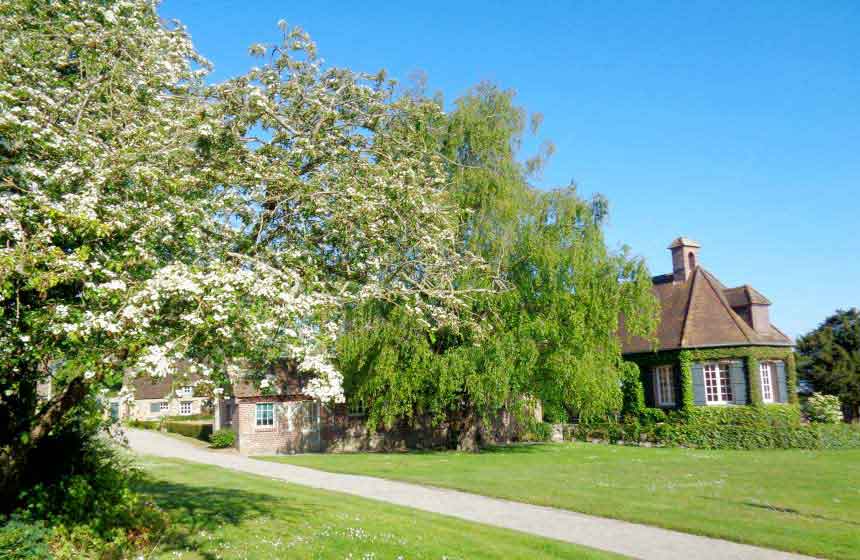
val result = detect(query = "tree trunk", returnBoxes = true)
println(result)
[0,376,88,512]
[453,406,482,452]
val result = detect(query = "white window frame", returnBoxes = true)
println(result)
[159,401,169,412]
[179,401,192,415]
[703,362,733,404]
[653,365,675,407]
[177,386,193,398]
[255,402,275,429]
[759,362,774,403]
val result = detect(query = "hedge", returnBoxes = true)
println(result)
[163,421,213,442]
[570,404,860,450]
[125,419,160,430]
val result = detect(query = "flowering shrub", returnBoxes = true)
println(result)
[803,393,843,424]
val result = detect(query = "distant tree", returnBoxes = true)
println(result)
[796,309,860,421]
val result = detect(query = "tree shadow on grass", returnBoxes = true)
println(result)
[135,477,309,559]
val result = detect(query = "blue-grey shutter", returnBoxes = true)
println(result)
[729,361,747,404]
[692,363,706,405]
[149,402,160,413]
[776,361,788,403]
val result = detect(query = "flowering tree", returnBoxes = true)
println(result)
[0,0,481,497]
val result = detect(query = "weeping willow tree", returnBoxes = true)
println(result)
[336,84,658,449]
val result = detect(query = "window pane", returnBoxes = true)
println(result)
[150,402,160,413]
[760,363,773,402]
[256,403,274,426]
[704,364,719,402]
[655,366,675,406]
[719,364,733,402]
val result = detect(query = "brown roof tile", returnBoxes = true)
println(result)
[620,267,792,354]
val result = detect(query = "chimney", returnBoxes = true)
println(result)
[668,237,701,282]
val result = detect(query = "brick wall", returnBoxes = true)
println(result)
[235,397,321,455]
[234,398,529,455]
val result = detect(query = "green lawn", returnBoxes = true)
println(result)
[260,444,860,560]
[135,456,620,559]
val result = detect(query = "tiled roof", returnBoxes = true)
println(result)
[129,360,204,399]
[620,267,792,354]
[232,361,306,398]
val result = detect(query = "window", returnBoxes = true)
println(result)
[654,366,675,406]
[704,363,733,404]
[760,362,774,402]
[180,401,192,415]
[149,402,161,413]
[159,401,169,412]
[256,403,274,427]
[177,386,193,397]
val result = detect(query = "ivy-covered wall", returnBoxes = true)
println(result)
[624,345,798,412]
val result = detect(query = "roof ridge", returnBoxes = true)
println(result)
[698,268,753,343]
[678,268,699,347]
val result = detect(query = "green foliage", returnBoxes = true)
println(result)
[522,421,554,442]
[797,308,860,417]
[620,362,645,417]
[126,419,160,430]
[684,403,802,428]
[163,421,212,442]
[574,404,860,449]
[678,351,694,412]
[639,407,667,425]
[0,517,50,560]
[804,393,843,424]
[338,85,658,444]
[209,429,236,448]
[164,414,213,422]
[746,355,762,405]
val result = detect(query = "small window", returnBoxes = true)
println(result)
[760,362,774,403]
[180,401,192,415]
[654,365,675,406]
[256,403,274,427]
[177,386,193,397]
[159,401,169,412]
[704,363,733,404]
[149,402,161,413]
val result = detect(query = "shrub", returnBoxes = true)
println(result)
[803,393,843,424]
[522,421,553,442]
[163,421,213,441]
[209,429,236,448]
[620,362,645,417]
[0,517,50,560]
[639,407,667,425]
[164,414,214,422]
[126,419,160,430]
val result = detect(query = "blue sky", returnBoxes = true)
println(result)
[160,1,859,339]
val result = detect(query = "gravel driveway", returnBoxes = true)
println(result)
[126,428,815,560]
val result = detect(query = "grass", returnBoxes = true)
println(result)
[135,456,621,559]
[260,443,860,560]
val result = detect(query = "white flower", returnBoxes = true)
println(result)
[83,370,95,380]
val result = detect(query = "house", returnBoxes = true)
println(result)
[124,371,210,420]
[619,238,797,409]
[220,361,530,455]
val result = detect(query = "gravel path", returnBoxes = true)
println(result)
[127,429,815,560]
